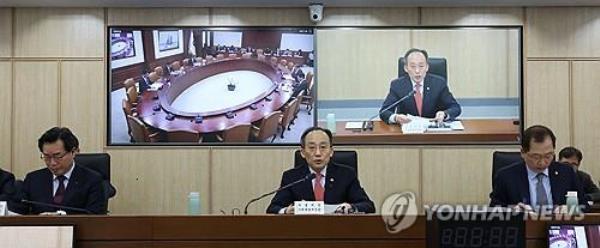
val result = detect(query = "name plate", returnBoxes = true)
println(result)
[294,201,324,215]
[0,201,6,216]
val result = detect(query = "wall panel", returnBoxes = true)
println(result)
[212,8,309,26]
[107,149,210,214]
[13,61,59,178]
[318,7,418,26]
[421,7,523,25]
[60,61,105,152]
[211,148,295,214]
[0,8,11,57]
[527,7,600,58]
[422,148,495,205]
[107,8,209,26]
[572,61,600,181]
[14,8,104,58]
[525,61,570,150]
[0,62,11,171]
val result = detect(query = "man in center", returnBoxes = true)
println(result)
[267,127,375,214]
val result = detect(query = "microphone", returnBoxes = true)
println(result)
[21,199,92,214]
[363,89,416,131]
[244,173,316,214]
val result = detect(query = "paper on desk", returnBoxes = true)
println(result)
[345,122,363,129]
[401,115,428,133]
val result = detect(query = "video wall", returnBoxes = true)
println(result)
[107,26,522,146]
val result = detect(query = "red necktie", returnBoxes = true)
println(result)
[313,173,324,201]
[414,83,423,116]
[53,176,66,204]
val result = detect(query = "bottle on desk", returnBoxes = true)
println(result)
[326,113,336,133]
[188,192,201,215]
[565,191,580,215]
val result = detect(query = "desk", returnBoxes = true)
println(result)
[323,119,520,144]
[0,214,598,247]
[137,58,292,134]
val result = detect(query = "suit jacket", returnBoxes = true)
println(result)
[577,170,600,200]
[266,162,375,214]
[0,169,16,202]
[380,74,461,123]
[489,161,586,207]
[18,164,107,215]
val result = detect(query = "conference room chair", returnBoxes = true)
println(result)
[122,78,136,90]
[170,61,182,72]
[251,110,282,143]
[256,48,264,55]
[166,129,203,143]
[216,54,225,60]
[279,98,301,139]
[74,153,117,202]
[229,53,238,59]
[242,53,252,59]
[294,150,358,175]
[121,99,137,117]
[287,61,295,71]
[205,55,215,64]
[300,72,315,114]
[257,54,266,61]
[491,151,523,184]
[126,115,160,143]
[398,57,447,80]
[126,85,139,106]
[154,66,164,78]
[216,123,251,142]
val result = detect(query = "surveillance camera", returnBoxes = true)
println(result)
[308,3,324,23]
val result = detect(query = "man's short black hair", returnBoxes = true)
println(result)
[558,146,583,162]
[521,125,556,152]
[300,127,333,148]
[38,127,79,152]
[404,48,429,63]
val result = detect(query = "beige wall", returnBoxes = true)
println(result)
[1,7,599,214]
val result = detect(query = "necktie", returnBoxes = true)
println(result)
[535,173,549,207]
[313,173,324,201]
[414,83,423,116]
[53,175,67,204]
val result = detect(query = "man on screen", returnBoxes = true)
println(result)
[266,127,375,214]
[380,48,461,124]
[15,127,107,215]
[489,125,586,210]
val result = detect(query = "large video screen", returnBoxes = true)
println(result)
[315,27,523,145]
[548,225,600,247]
[108,27,315,145]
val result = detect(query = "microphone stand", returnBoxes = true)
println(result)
[244,173,316,215]
[363,90,416,131]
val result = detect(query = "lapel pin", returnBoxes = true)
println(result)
[426,87,430,91]
[330,178,334,182]
[555,171,558,175]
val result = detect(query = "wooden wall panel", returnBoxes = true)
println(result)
[422,148,495,205]
[0,62,11,171]
[316,29,411,100]
[14,8,104,58]
[318,8,418,26]
[572,61,600,181]
[107,8,209,26]
[355,147,420,213]
[527,7,600,58]
[13,61,59,178]
[211,8,309,26]
[0,8,11,57]
[60,61,105,152]
[107,149,210,215]
[211,148,295,214]
[421,7,524,25]
[525,61,570,150]
[412,29,520,98]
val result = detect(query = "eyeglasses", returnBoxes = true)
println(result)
[304,144,331,153]
[40,151,72,161]
[525,152,555,162]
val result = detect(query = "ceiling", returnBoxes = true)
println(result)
[0,0,599,7]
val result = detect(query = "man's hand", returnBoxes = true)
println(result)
[434,111,446,123]
[395,114,412,124]
[284,204,295,214]
[335,203,354,214]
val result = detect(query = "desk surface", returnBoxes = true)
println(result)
[323,119,520,144]
[0,214,597,248]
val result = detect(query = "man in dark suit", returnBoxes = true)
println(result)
[17,127,107,215]
[267,127,375,214]
[558,146,600,201]
[489,125,586,209]
[0,168,16,202]
[380,48,461,124]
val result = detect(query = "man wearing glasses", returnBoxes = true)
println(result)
[266,127,375,214]
[489,125,586,210]
[16,127,106,215]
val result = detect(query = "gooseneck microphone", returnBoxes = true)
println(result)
[21,199,93,214]
[244,173,316,215]
[363,89,416,131]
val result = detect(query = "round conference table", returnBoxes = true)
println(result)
[137,58,293,134]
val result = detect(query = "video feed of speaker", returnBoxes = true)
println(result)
[108,27,315,145]
[315,27,523,144]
